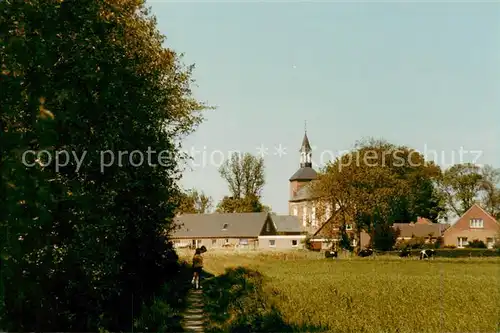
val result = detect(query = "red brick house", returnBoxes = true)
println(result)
[442,203,500,249]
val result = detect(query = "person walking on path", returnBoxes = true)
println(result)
[191,248,204,289]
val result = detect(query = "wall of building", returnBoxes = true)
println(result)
[257,235,306,250]
[172,237,258,250]
[289,201,331,234]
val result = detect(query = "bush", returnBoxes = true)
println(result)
[466,239,487,249]
[434,237,444,249]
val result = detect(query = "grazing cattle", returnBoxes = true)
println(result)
[419,249,436,260]
[358,248,374,257]
[399,249,411,258]
[325,250,338,258]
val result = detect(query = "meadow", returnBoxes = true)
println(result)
[180,250,500,333]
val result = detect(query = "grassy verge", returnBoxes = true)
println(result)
[202,266,328,332]
[132,261,192,332]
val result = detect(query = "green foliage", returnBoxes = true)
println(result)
[371,223,400,251]
[312,139,444,251]
[216,194,265,213]
[338,227,354,251]
[466,239,487,249]
[438,163,484,216]
[177,188,213,214]
[217,152,268,213]
[0,0,205,331]
[219,153,265,198]
[434,236,444,249]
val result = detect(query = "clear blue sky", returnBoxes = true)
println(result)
[149,2,500,214]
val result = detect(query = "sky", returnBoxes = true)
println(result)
[148,1,500,214]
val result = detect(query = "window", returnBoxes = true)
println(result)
[266,221,270,232]
[222,223,228,230]
[346,224,353,231]
[311,207,316,227]
[225,238,229,244]
[269,239,276,247]
[212,239,217,245]
[239,239,248,245]
[469,218,483,228]
[291,239,298,247]
[457,237,468,248]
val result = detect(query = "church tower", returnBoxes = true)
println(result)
[288,127,317,226]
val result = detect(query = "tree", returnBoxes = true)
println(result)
[0,0,205,331]
[311,139,444,252]
[216,194,264,213]
[480,165,500,218]
[177,188,213,214]
[438,163,484,216]
[219,153,265,199]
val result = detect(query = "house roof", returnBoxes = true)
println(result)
[443,203,500,235]
[393,223,448,238]
[271,215,304,233]
[171,212,269,238]
[289,167,317,182]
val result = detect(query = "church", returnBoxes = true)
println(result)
[288,130,333,235]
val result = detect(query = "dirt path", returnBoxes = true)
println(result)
[181,288,205,332]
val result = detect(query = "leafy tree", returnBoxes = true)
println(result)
[217,152,266,212]
[438,163,484,216]
[219,152,265,198]
[216,194,264,213]
[311,139,444,252]
[177,188,213,214]
[0,0,205,331]
[480,165,500,218]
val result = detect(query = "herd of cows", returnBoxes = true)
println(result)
[324,248,437,260]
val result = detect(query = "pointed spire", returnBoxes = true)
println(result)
[300,132,312,152]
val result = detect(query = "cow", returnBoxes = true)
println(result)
[325,250,338,258]
[399,249,411,258]
[199,245,207,253]
[419,249,436,260]
[358,248,374,257]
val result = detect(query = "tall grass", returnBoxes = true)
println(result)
[199,251,500,333]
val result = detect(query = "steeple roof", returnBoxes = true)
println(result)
[300,132,312,152]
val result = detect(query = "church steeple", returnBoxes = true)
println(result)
[299,125,312,168]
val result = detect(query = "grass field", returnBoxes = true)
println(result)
[180,250,500,333]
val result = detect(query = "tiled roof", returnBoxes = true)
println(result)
[393,223,448,238]
[289,167,317,181]
[271,215,304,233]
[171,212,269,238]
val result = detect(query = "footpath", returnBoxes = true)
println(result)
[181,288,205,332]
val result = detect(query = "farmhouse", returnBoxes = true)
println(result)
[393,217,449,243]
[171,212,307,250]
[258,215,307,250]
[443,203,499,249]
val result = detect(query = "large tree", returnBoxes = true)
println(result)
[219,152,265,199]
[480,165,500,218]
[177,188,213,214]
[311,139,444,252]
[217,152,266,213]
[0,0,205,331]
[437,163,484,216]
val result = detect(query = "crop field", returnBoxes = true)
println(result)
[180,250,500,333]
